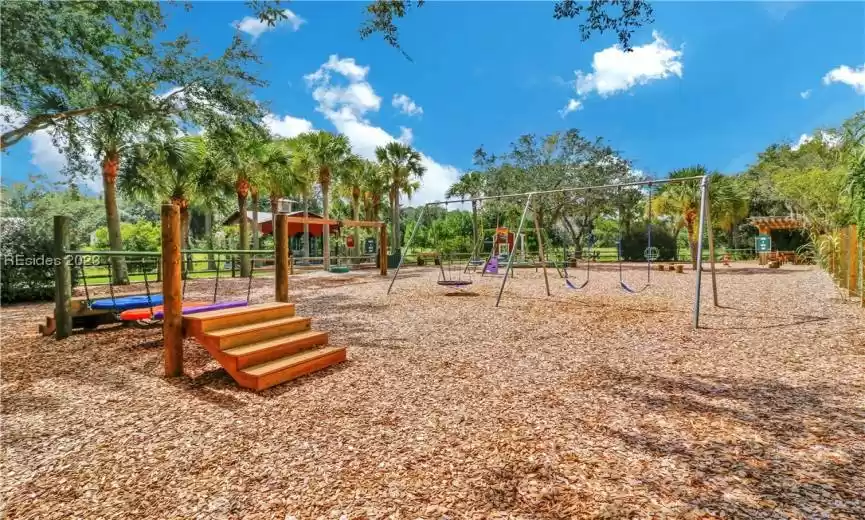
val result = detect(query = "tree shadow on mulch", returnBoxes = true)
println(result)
[699,305,829,331]
[713,267,805,276]
[573,367,865,518]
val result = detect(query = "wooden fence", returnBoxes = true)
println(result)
[828,225,863,307]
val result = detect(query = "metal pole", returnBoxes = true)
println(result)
[496,195,533,307]
[532,204,551,297]
[427,175,708,206]
[387,203,428,295]
[692,176,708,329]
[704,181,719,307]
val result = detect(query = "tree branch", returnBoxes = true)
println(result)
[1,104,121,150]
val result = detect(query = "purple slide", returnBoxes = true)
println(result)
[485,256,499,274]
[152,300,247,319]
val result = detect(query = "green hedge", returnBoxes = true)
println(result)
[618,224,678,262]
[0,218,77,303]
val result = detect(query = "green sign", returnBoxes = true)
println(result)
[363,237,377,255]
[755,234,771,253]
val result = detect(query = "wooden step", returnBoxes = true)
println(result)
[203,316,311,350]
[184,302,295,336]
[241,346,347,391]
[223,330,329,369]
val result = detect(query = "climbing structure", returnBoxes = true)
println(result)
[183,302,345,391]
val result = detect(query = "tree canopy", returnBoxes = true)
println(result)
[360,0,654,59]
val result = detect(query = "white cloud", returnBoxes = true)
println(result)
[397,126,414,145]
[1,105,99,192]
[233,9,305,40]
[559,98,583,118]
[392,94,423,117]
[28,130,66,173]
[304,55,461,205]
[800,89,811,99]
[304,55,369,84]
[791,131,841,151]
[822,64,865,94]
[263,113,313,138]
[26,130,101,192]
[573,31,683,98]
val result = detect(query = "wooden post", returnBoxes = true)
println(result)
[275,213,289,302]
[757,225,768,266]
[161,204,183,378]
[849,225,858,297]
[53,215,72,339]
[533,208,551,297]
[379,225,388,276]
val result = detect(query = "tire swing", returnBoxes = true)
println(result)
[434,203,475,295]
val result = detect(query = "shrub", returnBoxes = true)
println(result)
[93,221,160,251]
[0,217,78,303]
[618,223,678,261]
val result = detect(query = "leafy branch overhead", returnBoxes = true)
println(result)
[360,0,654,59]
[0,0,284,151]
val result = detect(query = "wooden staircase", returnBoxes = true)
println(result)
[183,302,345,391]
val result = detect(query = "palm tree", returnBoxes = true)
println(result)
[446,170,486,256]
[294,131,353,269]
[264,137,313,216]
[840,112,865,234]
[362,161,389,222]
[376,142,426,252]
[85,87,171,283]
[652,167,705,268]
[118,136,223,273]
[206,124,269,277]
[710,174,750,249]
[337,155,371,258]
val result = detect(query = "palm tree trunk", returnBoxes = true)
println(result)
[471,199,479,257]
[251,190,260,251]
[390,189,400,253]
[687,222,698,269]
[180,206,192,277]
[101,152,128,284]
[322,183,330,270]
[352,193,361,260]
[270,194,279,217]
[237,190,250,278]
[302,197,310,259]
[372,196,381,223]
[204,211,215,270]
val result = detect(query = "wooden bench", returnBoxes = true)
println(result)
[416,252,441,266]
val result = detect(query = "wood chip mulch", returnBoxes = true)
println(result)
[2,263,864,519]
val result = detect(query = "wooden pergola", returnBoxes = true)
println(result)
[748,216,806,265]
[748,216,806,235]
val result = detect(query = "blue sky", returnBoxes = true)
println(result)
[2,0,864,204]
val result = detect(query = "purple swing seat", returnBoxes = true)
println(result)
[151,300,248,319]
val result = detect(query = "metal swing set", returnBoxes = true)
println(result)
[387,175,720,329]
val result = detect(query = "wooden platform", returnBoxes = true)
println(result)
[183,302,345,391]
[38,293,149,336]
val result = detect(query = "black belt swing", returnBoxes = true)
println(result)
[564,233,594,290]
[618,183,654,294]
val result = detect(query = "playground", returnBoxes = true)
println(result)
[3,262,864,518]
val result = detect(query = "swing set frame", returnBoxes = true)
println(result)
[387,175,719,329]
